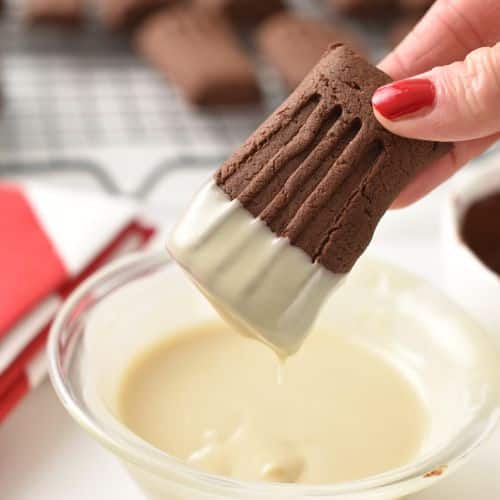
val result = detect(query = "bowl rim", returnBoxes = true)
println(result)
[48,251,500,497]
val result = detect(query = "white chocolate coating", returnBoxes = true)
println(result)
[118,322,429,484]
[168,180,344,356]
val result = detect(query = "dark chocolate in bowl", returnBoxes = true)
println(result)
[461,191,500,277]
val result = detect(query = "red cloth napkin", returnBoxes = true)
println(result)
[0,182,155,422]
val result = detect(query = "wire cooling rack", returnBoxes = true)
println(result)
[0,0,288,156]
[9,0,480,201]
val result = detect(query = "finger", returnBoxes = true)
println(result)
[373,43,500,142]
[380,0,500,79]
[392,133,500,208]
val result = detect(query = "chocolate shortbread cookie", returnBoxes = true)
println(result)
[215,45,451,273]
[389,14,421,46]
[135,6,260,106]
[398,0,434,13]
[256,12,366,90]
[329,0,397,18]
[194,0,284,26]
[26,0,83,25]
[100,0,173,29]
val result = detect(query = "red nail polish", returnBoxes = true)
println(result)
[372,78,436,120]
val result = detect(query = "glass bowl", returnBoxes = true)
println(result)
[48,252,500,500]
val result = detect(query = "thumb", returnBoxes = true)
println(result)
[372,43,500,142]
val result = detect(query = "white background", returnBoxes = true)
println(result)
[1,170,499,500]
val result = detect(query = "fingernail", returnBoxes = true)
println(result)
[372,78,436,120]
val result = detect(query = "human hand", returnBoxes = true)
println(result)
[372,0,500,207]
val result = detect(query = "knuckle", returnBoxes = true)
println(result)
[465,44,500,79]
[464,45,500,97]
[441,45,500,123]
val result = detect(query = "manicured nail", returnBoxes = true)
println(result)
[372,78,436,120]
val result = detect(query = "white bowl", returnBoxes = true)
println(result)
[442,156,500,342]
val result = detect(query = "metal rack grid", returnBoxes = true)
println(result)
[0,0,286,156]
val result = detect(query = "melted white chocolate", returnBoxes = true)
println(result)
[168,181,344,356]
[118,322,429,484]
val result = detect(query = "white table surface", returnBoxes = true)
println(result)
[1,174,499,500]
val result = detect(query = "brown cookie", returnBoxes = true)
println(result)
[194,0,285,26]
[256,12,367,90]
[389,14,421,46]
[398,0,434,13]
[328,0,397,18]
[135,6,261,106]
[215,45,451,273]
[100,0,173,30]
[25,0,84,25]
